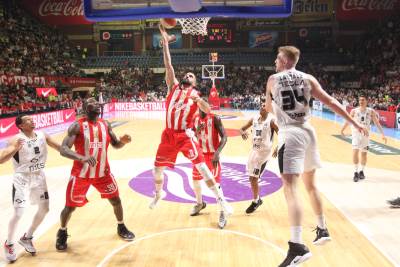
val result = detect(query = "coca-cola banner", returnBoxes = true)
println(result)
[292,0,333,21]
[21,0,92,25]
[336,0,400,20]
[0,109,76,139]
[0,74,96,87]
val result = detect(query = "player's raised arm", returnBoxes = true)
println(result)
[0,137,24,164]
[106,121,131,149]
[308,74,366,135]
[60,122,96,166]
[45,133,61,152]
[159,24,178,93]
[371,109,387,144]
[212,115,227,167]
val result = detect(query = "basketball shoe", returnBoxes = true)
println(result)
[358,171,365,180]
[149,190,166,209]
[117,224,135,241]
[387,197,400,208]
[313,227,331,245]
[353,172,359,182]
[218,211,227,229]
[4,242,16,263]
[18,234,36,255]
[190,202,207,216]
[278,241,312,267]
[56,229,68,251]
[245,198,263,214]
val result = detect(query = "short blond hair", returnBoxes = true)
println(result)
[278,46,300,65]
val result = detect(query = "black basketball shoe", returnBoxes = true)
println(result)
[56,229,68,251]
[118,224,135,241]
[313,226,331,245]
[245,198,263,214]
[387,197,400,208]
[353,172,359,182]
[358,171,365,180]
[278,241,312,267]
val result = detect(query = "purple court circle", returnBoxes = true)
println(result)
[129,162,282,203]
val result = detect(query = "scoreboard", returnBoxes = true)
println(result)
[196,21,235,47]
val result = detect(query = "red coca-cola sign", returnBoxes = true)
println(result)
[337,0,400,20]
[21,0,92,25]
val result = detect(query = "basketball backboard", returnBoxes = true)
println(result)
[83,0,293,21]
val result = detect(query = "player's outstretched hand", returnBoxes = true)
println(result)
[82,156,97,167]
[240,130,248,140]
[120,134,132,144]
[212,153,220,168]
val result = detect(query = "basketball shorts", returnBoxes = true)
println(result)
[247,149,271,179]
[192,153,221,183]
[155,129,205,168]
[66,174,119,207]
[352,132,369,152]
[278,125,322,175]
[12,171,49,208]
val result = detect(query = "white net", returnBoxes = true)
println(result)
[177,17,210,36]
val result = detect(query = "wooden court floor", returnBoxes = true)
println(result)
[0,110,399,267]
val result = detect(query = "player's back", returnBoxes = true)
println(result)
[12,131,48,173]
[71,117,110,178]
[271,69,312,128]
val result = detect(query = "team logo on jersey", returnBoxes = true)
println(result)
[129,162,282,203]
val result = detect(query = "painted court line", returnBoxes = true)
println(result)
[97,227,286,267]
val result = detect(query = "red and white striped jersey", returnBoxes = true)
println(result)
[166,84,199,131]
[193,113,220,153]
[71,117,111,178]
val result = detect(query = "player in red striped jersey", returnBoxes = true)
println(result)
[55,98,134,251]
[191,100,228,228]
[149,25,233,223]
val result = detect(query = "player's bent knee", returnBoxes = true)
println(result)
[109,196,121,206]
[153,166,165,182]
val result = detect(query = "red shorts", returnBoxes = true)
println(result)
[192,153,221,183]
[155,129,204,168]
[65,174,119,207]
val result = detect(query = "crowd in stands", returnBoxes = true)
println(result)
[0,4,399,119]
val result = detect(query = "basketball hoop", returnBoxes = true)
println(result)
[177,17,210,36]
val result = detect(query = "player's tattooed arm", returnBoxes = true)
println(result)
[0,137,24,164]
[107,121,131,149]
[213,115,227,167]
[60,122,96,166]
[240,119,253,140]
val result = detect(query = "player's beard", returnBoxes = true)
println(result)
[180,78,191,87]
[87,110,99,120]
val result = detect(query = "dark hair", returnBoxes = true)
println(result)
[15,115,25,129]
[359,94,367,99]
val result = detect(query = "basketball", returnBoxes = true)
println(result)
[160,18,177,29]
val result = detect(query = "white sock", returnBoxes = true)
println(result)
[8,208,24,245]
[253,196,260,202]
[354,164,359,172]
[26,203,49,238]
[153,167,165,195]
[317,214,326,229]
[360,165,365,171]
[290,226,303,244]
[193,180,203,204]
